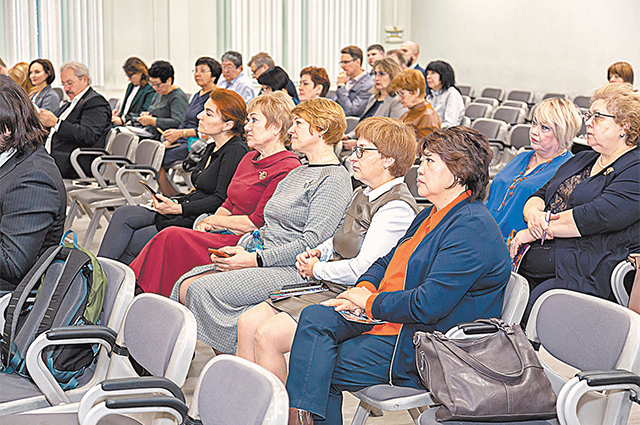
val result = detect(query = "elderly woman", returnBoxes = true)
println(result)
[608,61,634,85]
[135,60,189,140]
[344,58,406,143]
[0,76,66,293]
[286,126,510,424]
[298,66,330,102]
[425,60,465,127]
[169,98,353,354]
[128,92,301,296]
[510,83,640,311]
[486,98,580,241]
[28,59,60,114]
[236,117,419,384]
[98,89,252,265]
[111,57,155,126]
[392,69,442,139]
[257,66,300,104]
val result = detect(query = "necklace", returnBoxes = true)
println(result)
[499,151,566,207]
[594,145,637,175]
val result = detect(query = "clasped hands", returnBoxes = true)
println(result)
[136,111,156,126]
[509,208,559,259]
[209,246,257,271]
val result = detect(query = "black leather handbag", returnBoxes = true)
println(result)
[413,318,557,422]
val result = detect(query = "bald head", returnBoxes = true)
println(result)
[401,41,420,67]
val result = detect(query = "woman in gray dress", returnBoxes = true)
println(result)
[170,97,353,354]
[236,117,420,383]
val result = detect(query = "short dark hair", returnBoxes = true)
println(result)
[148,60,174,83]
[29,59,56,85]
[221,51,242,68]
[258,67,298,101]
[426,60,457,95]
[341,46,363,65]
[196,56,222,84]
[300,66,330,97]
[0,76,48,155]
[123,57,149,86]
[367,44,385,54]
[418,126,492,202]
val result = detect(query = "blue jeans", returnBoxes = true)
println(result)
[286,304,399,424]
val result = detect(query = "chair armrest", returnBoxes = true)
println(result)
[577,370,640,387]
[489,139,508,149]
[81,395,188,425]
[70,148,110,178]
[26,325,118,407]
[445,322,499,338]
[91,156,133,188]
[114,166,159,205]
[123,164,160,181]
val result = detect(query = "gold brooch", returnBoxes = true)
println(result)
[603,167,614,175]
[259,171,267,180]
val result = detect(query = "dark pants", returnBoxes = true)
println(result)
[286,304,399,424]
[97,205,158,264]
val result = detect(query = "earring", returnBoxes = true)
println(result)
[620,133,626,139]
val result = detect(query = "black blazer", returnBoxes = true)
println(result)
[0,147,66,292]
[51,87,112,178]
[119,83,156,123]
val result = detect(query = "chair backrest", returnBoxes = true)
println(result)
[346,116,360,134]
[500,272,529,325]
[471,118,508,142]
[465,103,492,121]
[121,139,165,194]
[461,115,472,127]
[492,106,526,125]
[542,92,568,101]
[97,258,136,331]
[473,97,500,109]
[502,100,529,111]
[404,165,430,204]
[458,85,474,98]
[192,355,289,425]
[96,133,139,184]
[508,124,532,150]
[108,293,197,387]
[481,87,505,102]
[611,259,635,307]
[574,95,591,109]
[507,90,535,104]
[108,98,119,111]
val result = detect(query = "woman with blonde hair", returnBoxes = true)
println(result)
[168,97,353,354]
[8,62,34,94]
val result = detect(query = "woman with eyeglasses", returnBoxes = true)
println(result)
[343,59,407,145]
[510,83,640,315]
[485,98,579,241]
[391,69,442,140]
[236,117,418,384]
[425,60,465,127]
[257,66,300,104]
[111,57,155,126]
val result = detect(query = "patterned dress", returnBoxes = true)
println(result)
[169,164,353,353]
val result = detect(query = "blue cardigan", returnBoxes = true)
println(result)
[357,197,511,387]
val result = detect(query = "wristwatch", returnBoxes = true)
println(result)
[256,252,264,268]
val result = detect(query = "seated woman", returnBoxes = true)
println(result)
[286,126,511,424]
[257,66,300,104]
[298,66,330,102]
[485,98,580,241]
[0,76,66,293]
[97,88,251,265]
[425,60,465,127]
[135,60,189,140]
[343,58,406,144]
[8,62,34,94]
[236,116,419,384]
[28,59,60,114]
[168,98,353,354]
[392,69,442,139]
[111,57,155,126]
[129,92,302,296]
[608,61,634,85]
[510,83,640,312]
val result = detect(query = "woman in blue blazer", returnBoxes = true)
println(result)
[286,126,511,424]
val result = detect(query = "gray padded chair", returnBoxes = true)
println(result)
[508,124,533,150]
[74,355,288,425]
[574,96,591,109]
[346,116,360,135]
[542,92,568,101]
[350,273,529,425]
[611,258,636,307]
[464,103,493,121]
[471,118,509,142]
[0,258,135,416]
[480,87,505,102]
[404,165,431,205]
[458,85,474,98]
[473,97,500,109]
[507,90,535,105]
[418,289,640,425]
[502,100,529,112]
[492,106,527,126]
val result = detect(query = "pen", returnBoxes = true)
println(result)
[541,211,551,245]
[157,128,165,135]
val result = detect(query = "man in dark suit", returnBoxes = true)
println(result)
[401,41,426,76]
[39,61,111,179]
[0,76,66,293]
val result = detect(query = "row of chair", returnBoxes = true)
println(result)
[459,86,590,109]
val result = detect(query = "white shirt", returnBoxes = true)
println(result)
[426,86,465,127]
[120,85,140,118]
[312,177,416,285]
[0,149,16,169]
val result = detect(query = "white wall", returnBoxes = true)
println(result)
[408,0,640,100]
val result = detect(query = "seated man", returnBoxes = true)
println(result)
[332,45,374,117]
[218,51,256,102]
[401,40,425,75]
[39,61,111,179]
[0,76,66,293]
[249,52,297,97]
[367,44,385,75]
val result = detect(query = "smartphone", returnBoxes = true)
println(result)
[208,248,232,258]
[139,181,161,201]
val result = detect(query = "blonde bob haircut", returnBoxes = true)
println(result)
[291,98,346,146]
[533,98,582,150]
[246,91,295,144]
[591,83,640,147]
[391,69,427,98]
[354,117,417,178]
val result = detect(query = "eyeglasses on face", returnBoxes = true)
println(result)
[351,146,378,158]
[583,111,615,123]
[340,59,355,66]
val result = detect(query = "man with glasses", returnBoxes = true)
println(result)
[38,61,111,178]
[248,52,297,97]
[332,45,373,117]
[218,51,255,102]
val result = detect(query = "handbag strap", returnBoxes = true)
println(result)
[435,328,525,382]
